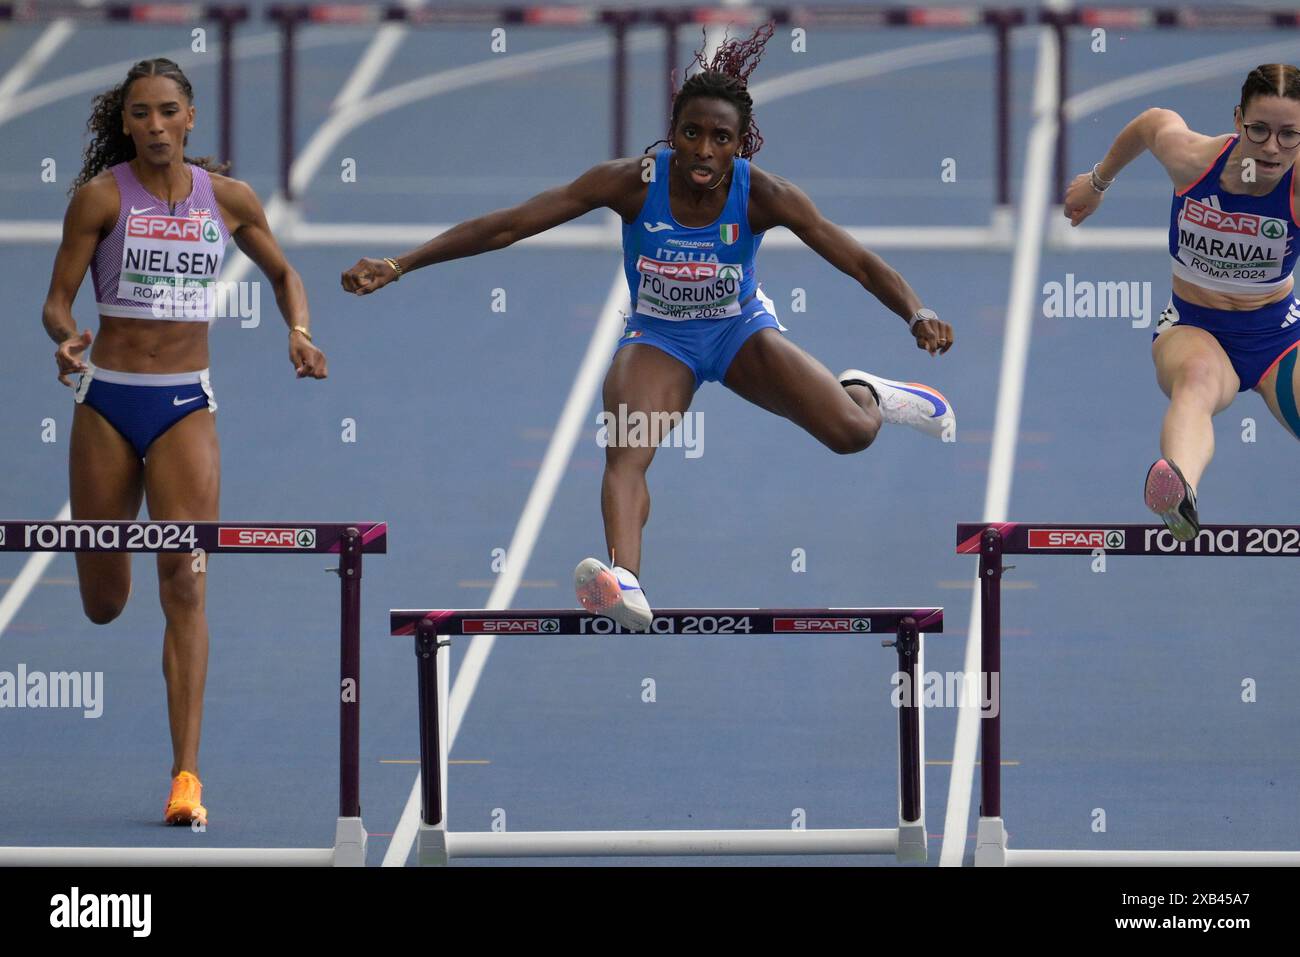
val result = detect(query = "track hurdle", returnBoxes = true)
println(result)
[392,606,942,864]
[0,520,386,866]
[958,521,1300,867]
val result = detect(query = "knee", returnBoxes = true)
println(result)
[82,597,126,626]
[1170,356,1228,403]
[158,563,204,616]
[825,417,879,455]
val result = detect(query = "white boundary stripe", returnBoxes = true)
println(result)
[0,222,1011,249]
[382,267,630,867]
[938,22,1059,868]
[0,18,76,106]
[0,502,70,640]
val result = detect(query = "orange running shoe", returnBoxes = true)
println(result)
[164,771,208,826]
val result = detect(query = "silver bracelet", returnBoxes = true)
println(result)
[1089,162,1114,193]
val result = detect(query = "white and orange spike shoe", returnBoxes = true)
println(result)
[838,369,955,440]
[574,557,653,632]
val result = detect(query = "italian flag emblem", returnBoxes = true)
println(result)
[720,223,739,244]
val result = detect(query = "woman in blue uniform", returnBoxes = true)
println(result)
[1064,65,1300,540]
[342,25,956,628]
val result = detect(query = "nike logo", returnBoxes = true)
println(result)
[643,222,673,233]
[898,384,948,418]
[172,395,202,406]
[129,206,157,215]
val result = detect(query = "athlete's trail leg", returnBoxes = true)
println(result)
[1255,342,1300,441]
[144,409,220,778]
[69,403,145,623]
[600,344,695,577]
[724,328,881,452]
[1152,326,1238,489]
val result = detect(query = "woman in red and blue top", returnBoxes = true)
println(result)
[1065,65,1300,541]
[342,25,957,630]
[42,58,326,825]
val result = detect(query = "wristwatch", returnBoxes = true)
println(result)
[908,308,938,330]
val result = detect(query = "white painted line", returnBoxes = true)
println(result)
[938,22,1059,869]
[382,263,630,867]
[0,19,75,107]
[0,502,70,641]
[0,221,1011,250]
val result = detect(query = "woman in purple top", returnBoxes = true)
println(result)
[41,58,327,825]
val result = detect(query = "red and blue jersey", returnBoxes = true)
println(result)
[1169,135,1300,295]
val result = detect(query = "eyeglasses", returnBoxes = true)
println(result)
[1242,122,1300,150]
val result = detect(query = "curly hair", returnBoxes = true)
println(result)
[644,21,775,159]
[1240,64,1300,117]
[70,58,227,195]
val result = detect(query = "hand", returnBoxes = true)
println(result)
[912,316,953,356]
[341,257,399,295]
[55,329,92,387]
[1063,171,1104,226]
[290,334,328,379]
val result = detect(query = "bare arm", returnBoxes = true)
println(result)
[216,175,326,378]
[43,181,113,385]
[341,158,637,295]
[1064,108,1225,225]
[758,171,952,354]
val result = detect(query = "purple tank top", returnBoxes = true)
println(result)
[91,162,231,321]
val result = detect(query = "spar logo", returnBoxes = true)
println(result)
[636,257,741,281]
[1027,528,1125,549]
[1181,199,1267,236]
[462,618,561,634]
[773,617,871,633]
[126,216,205,242]
[217,527,317,548]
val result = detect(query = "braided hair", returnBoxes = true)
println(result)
[645,21,775,159]
[70,58,227,195]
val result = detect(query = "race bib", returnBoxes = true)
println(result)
[634,255,743,321]
[118,213,223,316]
[1176,197,1288,284]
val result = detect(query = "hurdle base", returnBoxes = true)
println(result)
[332,816,367,867]
[419,824,449,866]
[0,846,336,866]
[897,819,927,864]
[1006,849,1300,867]
[974,816,1008,867]
[421,827,903,862]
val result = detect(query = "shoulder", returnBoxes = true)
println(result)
[747,163,815,232]
[208,171,263,230]
[579,155,655,198]
[66,170,119,230]
[208,171,258,212]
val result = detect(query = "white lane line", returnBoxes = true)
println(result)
[0,10,88,639]
[0,28,372,130]
[381,268,630,866]
[938,22,1059,868]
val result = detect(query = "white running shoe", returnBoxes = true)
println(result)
[574,557,653,631]
[838,369,955,440]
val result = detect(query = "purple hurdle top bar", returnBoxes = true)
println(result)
[2,520,386,821]
[395,607,942,832]
[956,520,1300,820]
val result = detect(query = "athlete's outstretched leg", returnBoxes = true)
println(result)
[143,408,220,784]
[1255,342,1300,440]
[723,328,881,451]
[1151,326,1239,490]
[69,403,144,624]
